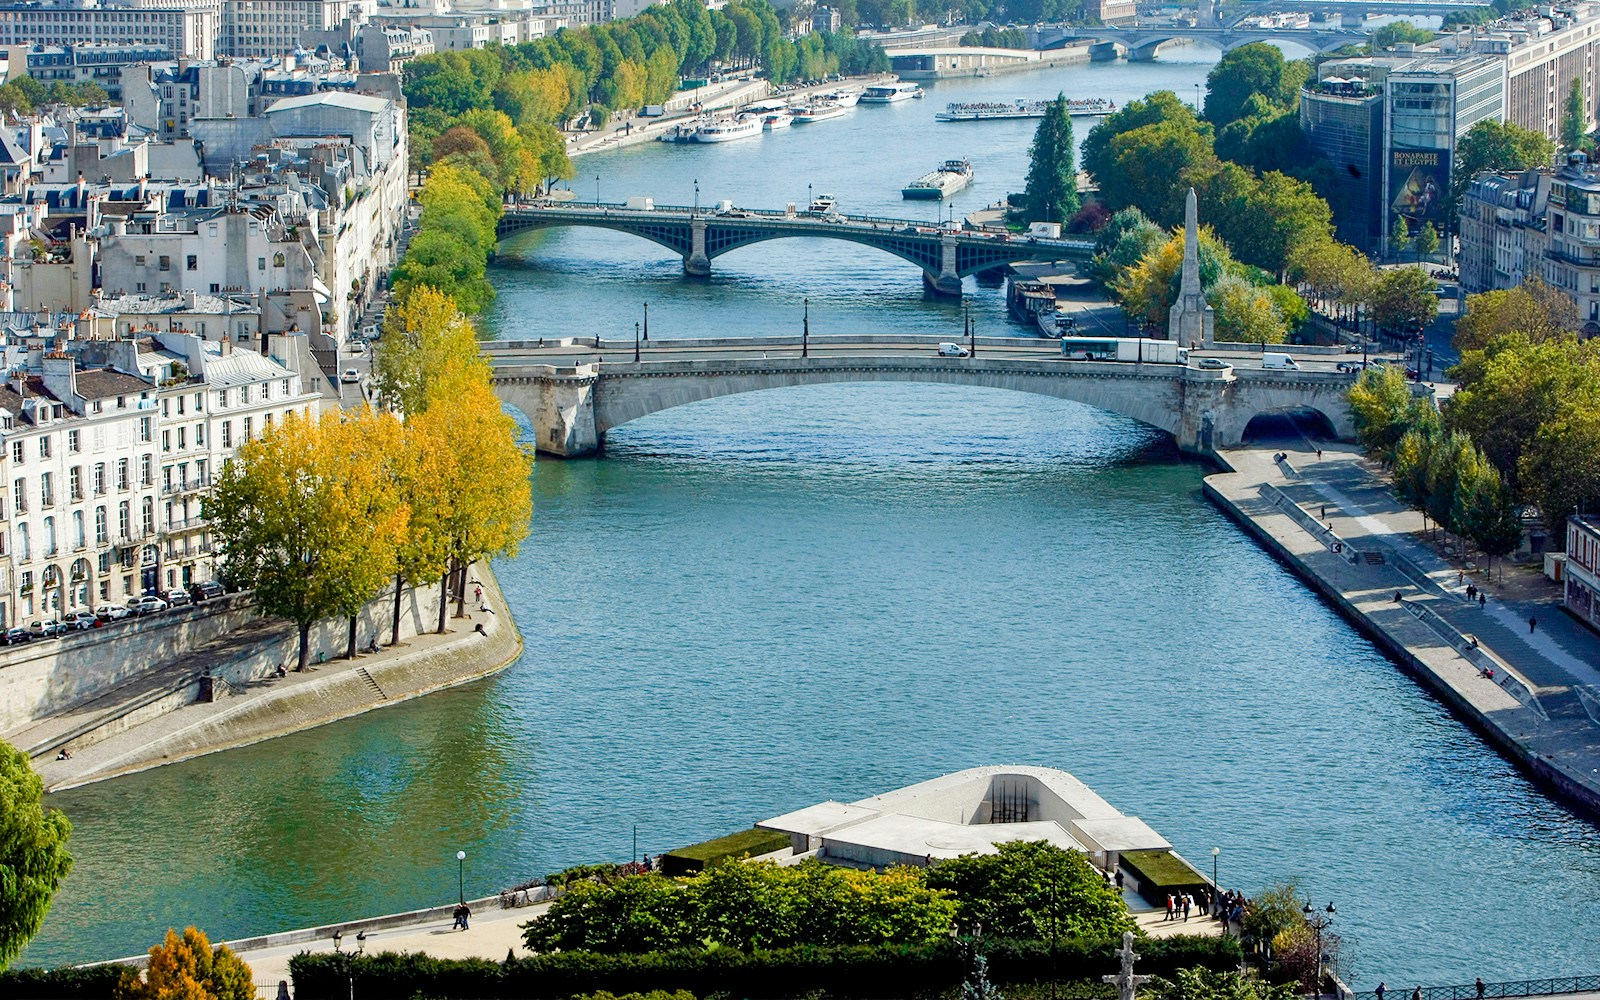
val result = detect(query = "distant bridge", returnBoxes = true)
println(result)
[496,200,1095,296]
[482,334,1358,458]
[1043,23,1367,59]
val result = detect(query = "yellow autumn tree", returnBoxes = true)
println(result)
[207,409,409,668]
[373,286,488,417]
[117,927,253,1000]
[411,364,534,628]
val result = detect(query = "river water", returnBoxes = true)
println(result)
[25,49,1600,983]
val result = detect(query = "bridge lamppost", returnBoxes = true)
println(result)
[693,179,699,215]
[643,301,649,341]
[807,182,813,210]
[802,297,809,358]
[1302,901,1334,998]
[635,321,641,363]
[1194,83,1201,112]
[595,174,601,207]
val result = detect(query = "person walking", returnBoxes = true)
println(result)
[1476,979,1486,1000]
[1165,894,1175,921]
[1375,984,1386,1000]
[1529,615,1538,634]
[1479,593,1486,608]
[1413,987,1422,1000]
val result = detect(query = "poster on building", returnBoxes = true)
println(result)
[1390,148,1450,228]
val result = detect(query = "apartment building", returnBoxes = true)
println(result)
[220,0,357,58]
[0,3,217,61]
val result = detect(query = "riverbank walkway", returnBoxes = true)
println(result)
[1207,440,1600,815]
[13,565,519,792]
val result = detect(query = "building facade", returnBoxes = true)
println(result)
[1564,514,1600,633]
[0,3,217,61]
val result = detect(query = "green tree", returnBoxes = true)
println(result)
[207,410,409,670]
[1370,20,1436,49]
[1102,121,1220,227]
[1082,92,1213,205]
[1388,216,1411,259]
[1416,222,1441,259]
[1454,279,1576,352]
[1450,119,1554,211]
[1562,76,1589,152]
[1089,208,1166,287]
[924,840,1134,941]
[0,740,72,968]
[1208,273,1287,344]
[1372,267,1437,334]
[1204,43,1308,127]
[1146,968,1298,1000]
[1021,95,1081,226]
[1348,364,1418,465]
[1519,405,1600,536]
[1447,334,1600,488]
[1455,458,1523,577]
[117,927,253,1000]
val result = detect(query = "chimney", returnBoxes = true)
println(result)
[76,172,86,207]
[41,349,77,406]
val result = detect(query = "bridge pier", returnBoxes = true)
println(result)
[924,237,964,297]
[685,218,711,277]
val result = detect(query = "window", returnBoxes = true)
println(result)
[257,257,266,271]
[177,427,186,450]
[162,430,170,453]
[218,389,229,408]
[186,254,197,271]
[141,497,154,535]
[273,251,285,267]
[243,417,253,442]
[72,510,84,549]
[12,478,24,515]
[10,441,21,464]
[17,525,28,562]
[195,424,205,447]
[95,507,107,545]
[176,396,184,416]
[118,500,130,540]
[117,459,129,491]
[140,416,152,443]
[241,385,251,404]
[69,467,81,501]
[194,392,203,412]
[140,455,152,486]
[67,429,79,453]
[135,254,146,266]
[221,421,231,449]
[38,436,49,459]
[43,516,55,556]
[93,463,105,495]
[39,472,52,507]
[263,413,273,429]
[281,378,291,397]
[158,255,171,271]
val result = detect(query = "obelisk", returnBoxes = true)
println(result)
[1168,187,1215,350]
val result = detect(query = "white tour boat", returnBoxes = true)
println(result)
[692,115,762,143]
[860,82,923,103]
[792,102,847,123]
[762,110,794,130]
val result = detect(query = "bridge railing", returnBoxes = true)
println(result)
[1351,975,1600,1000]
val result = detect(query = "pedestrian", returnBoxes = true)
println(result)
[1317,448,1323,460]
[459,902,471,930]
[1476,979,1486,1000]
[474,584,483,603]
[1114,869,1124,889]
[1375,984,1386,1000]
[452,903,465,930]
[1457,571,1465,585]
[1413,987,1422,1000]
[1467,584,1476,600]
[1393,591,1404,603]
[1529,615,1538,634]
[1165,894,1175,921]
[1479,593,1487,608]
[1321,504,1327,519]
[1182,894,1191,921]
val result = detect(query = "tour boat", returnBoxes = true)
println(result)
[902,159,974,200]
[824,87,863,107]
[692,116,762,143]
[860,82,923,103]
[806,193,839,216]
[762,110,794,130]
[792,102,847,124]
[935,98,1117,122]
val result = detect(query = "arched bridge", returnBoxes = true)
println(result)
[496,201,1095,296]
[483,335,1358,457]
[1039,24,1367,60]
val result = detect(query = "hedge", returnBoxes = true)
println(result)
[290,934,1241,1000]
[658,828,791,877]
[1120,850,1210,909]
[0,964,131,999]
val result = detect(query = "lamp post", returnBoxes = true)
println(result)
[457,850,467,904]
[1194,83,1202,112]
[643,301,649,341]
[808,182,813,210]
[1211,846,1220,890]
[802,297,810,357]
[1302,901,1335,998]
[594,175,600,206]
[635,321,641,363]
[693,178,699,215]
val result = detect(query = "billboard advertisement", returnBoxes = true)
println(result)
[1389,148,1450,229]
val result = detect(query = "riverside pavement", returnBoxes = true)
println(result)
[1205,441,1600,815]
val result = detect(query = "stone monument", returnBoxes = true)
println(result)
[1168,187,1216,350]
[1102,931,1151,1000]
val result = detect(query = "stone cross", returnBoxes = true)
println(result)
[1102,931,1151,1000]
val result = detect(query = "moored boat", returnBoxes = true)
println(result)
[792,102,847,123]
[824,87,863,107]
[763,110,794,130]
[902,158,974,200]
[860,81,923,103]
[934,97,1116,122]
[692,115,763,143]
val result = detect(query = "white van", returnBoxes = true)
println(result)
[1261,352,1299,370]
[937,342,970,357]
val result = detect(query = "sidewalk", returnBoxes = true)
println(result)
[1206,442,1600,816]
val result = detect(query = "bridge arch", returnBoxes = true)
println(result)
[497,217,694,259]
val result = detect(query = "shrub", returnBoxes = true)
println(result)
[0,965,131,1000]
[659,829,791,876]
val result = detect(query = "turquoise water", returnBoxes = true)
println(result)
[23,51,1600,984]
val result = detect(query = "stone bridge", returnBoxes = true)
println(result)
[483,336,1358,458]
[1037,24,1367,60]
[496,201,1095,296]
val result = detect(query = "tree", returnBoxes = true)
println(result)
[1204,43,1307,127]
[207,410,409,670]
[373,287,485,416]
[1348,364,1417,465]
[1101,121,1219,226]
[0,740,72,968]
[1110,226,1231,329]
[1450,119,1554,211]
[924,840,1134,941]
[1372,267,1437,334]
[1146,968,1298,1000]
[1021,95,1080,226]
[1370,20,1435,49]
[1208,273,1287,344]
[1519,405,1600,536]
[1416,222,1440,259]
[1456,458,1523,577]
[1562,76,1588,152]
[1089,208,1166,287]
[1454,280,1576,352]
[1082,92,1214,210]
[117,927,253,1000]
[1388,216,1411,259]
[1447,334,1600,487]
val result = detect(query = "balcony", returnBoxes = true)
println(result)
[164,517,209,532]
[1546,247,1600,268]
[162,476,213,497]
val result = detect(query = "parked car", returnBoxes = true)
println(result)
[1197,358,1232,371]
[27,619,66,639]
[165,588,193,608]
[3,627,30,645]
[130,595,169,616]
[95,603,131,621]
[62,610,98,630]
[1335,361,1366,373]
[189,580,225,602]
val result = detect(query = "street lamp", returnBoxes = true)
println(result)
[693,178,699,215]
[1302,901,1335,998]
[1211,847,1220,892]
[643,301,649,341]
[802,297,810,357]
[594,175,600,206]
[635,321,641,363]
[1194,83,1202,112]
[457,850,467,904]
[808,182,813,210]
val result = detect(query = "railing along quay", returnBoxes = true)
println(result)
[1352,975,1600,1000]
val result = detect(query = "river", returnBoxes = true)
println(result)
[23,47,1600,983]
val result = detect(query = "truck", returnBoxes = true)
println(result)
[1028,221,1062,239]
[1061,337,1188,364]
[624,196,655,211]
[641,105,666,117]
[1261,352,1300,370]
